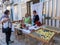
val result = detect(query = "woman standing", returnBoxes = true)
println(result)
[0,10,13,45]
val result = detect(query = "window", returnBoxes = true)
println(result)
[31,0,40,4]
[13,5,18,21]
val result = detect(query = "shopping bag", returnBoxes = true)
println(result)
[12,25,15,32]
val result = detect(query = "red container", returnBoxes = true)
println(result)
[35,21,42,26]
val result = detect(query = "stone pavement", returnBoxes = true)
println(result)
[0,29,6,45]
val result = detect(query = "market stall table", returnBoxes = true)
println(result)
[14,25,56,45]
[28,29,56,45]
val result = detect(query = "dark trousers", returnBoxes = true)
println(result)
[5,28,11,45]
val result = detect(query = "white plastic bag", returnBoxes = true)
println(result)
[12,25,15,32]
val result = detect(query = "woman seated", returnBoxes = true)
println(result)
[33,10,42,26]
[24,13,31,24]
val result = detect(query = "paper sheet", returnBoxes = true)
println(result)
[29,26,40,30]
[22,29,31,34]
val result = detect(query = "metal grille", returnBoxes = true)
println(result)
[44,0,60,28]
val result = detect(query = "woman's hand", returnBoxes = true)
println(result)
[5,18,9,21]
[2,18,10,23]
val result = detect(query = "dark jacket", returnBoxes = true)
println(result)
[33,15,39,24]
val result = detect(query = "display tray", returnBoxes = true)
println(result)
[45,26,60,33]
[46,26,60,31]
[31,28,55,43]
